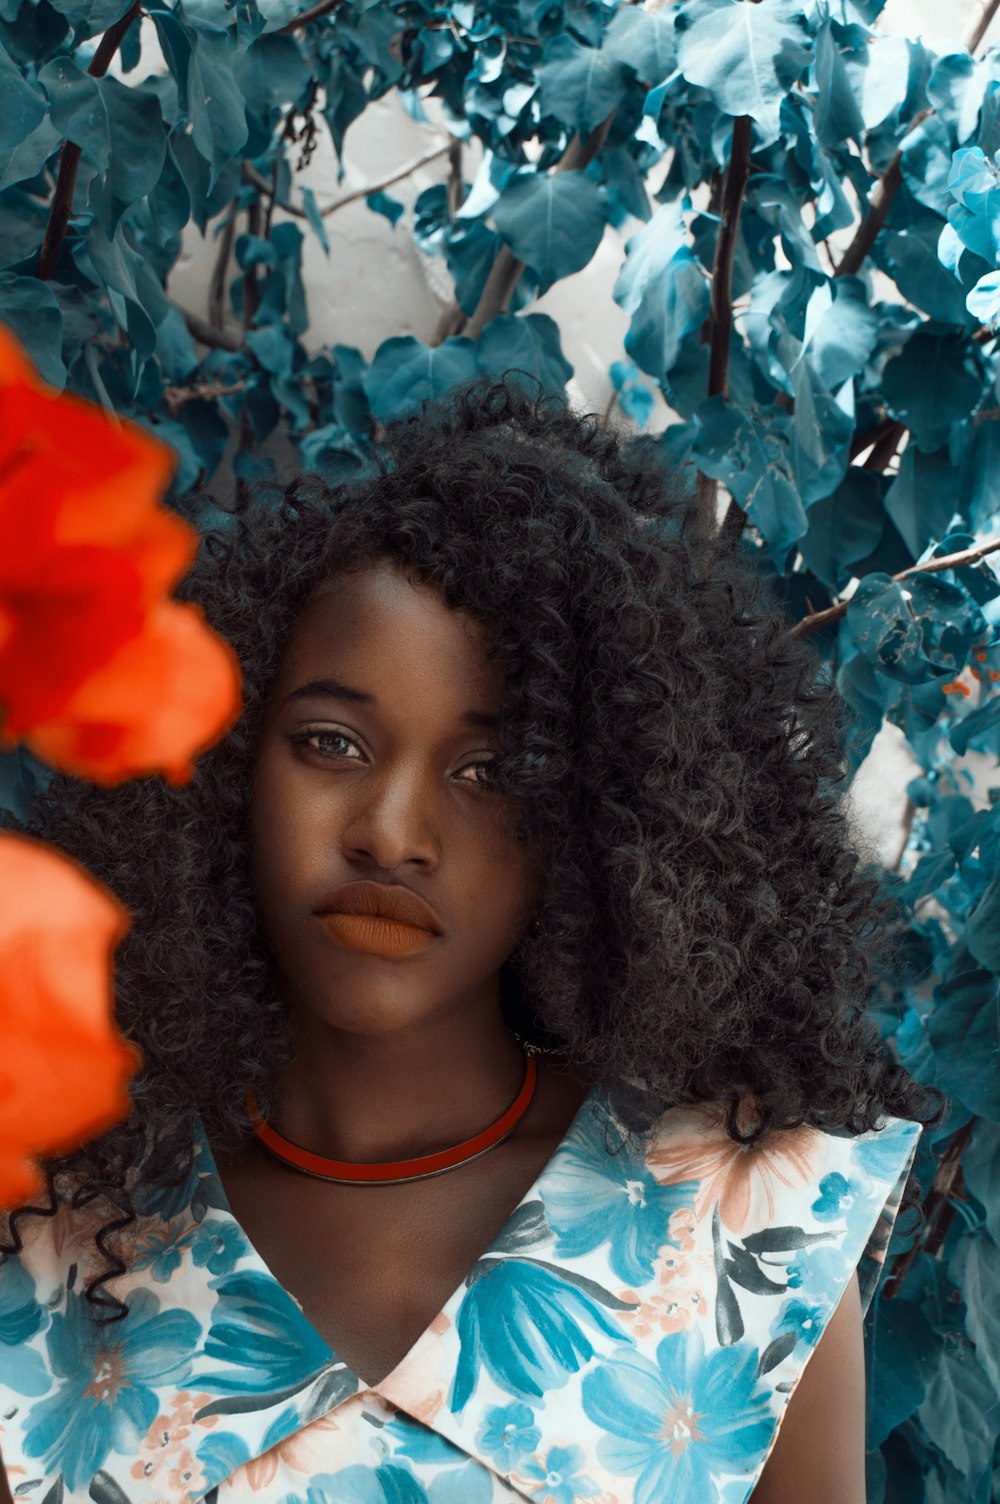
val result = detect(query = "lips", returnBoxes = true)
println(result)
[315,880,441,932]
[318,912,438,958]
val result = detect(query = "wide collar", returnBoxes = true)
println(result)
[65,1090,919,1504]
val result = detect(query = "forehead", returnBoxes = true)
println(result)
[275,559,499,699]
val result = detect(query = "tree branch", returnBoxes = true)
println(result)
[449,110,617,344]
[966,0,1000,54]
[882,1120,974,1301]
[788,534,1000,640]
[208,200,238,332]
[37,0,142,280]
[242,143,450,220]
[704,115,753,544]
[276,0,342,32]
[182,306,243,351]
[164,379,246,414]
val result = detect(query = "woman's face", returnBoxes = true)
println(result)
[250,558,541,1038]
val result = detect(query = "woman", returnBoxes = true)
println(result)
[0,375,940,1504]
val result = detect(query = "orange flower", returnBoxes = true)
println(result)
[647,1104,826,1234]
[0,832,139,1212]
[0,323,241,783]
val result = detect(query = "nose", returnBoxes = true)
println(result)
[339,761,441,871]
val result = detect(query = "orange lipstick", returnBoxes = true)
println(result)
[318,912,438,958]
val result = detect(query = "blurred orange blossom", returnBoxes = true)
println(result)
[0,322,242,784]
[0,323,243,1212]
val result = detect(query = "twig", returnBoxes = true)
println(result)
[277,0,342,31]
[446,138,465,217]
[708,117,753,403]
[242,143,450,221]
[882,1120,974,1300]
[208,200,238,332]
[862,419,906,471]
[456,111,617,343]
[788,534,1000,640]
[966,0,1000,53]
[163,379,246,414]
[703,118,753,545]
[850,415,899,461]
[242,199,261,330]
[37,0,142,280]
[182,307,243,351]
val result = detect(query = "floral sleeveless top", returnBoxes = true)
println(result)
[0,1089,920,1504]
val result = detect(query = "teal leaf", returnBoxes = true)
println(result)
[84,217,167,360]
[917,1338,1000,1487]
[865,1297,942,1448]
[928,968,1000,1117]
[0,273,66,386]
[364,334,480,422]
[613,202,710,383]
[675,0,811,141]
[880,220,979,325]
[537,33,632,135]
[0,38,46,146]
[884,445,962,559]
[949,1230,1000,1391]
[812,19,863,149]
[46,0,134,42]
[188,29,249,188]
[601,6,675,85]
[0,117,61,192]
[365,188,404,226]
[798,468,886,591]
[881,330,987,452]
[691,396,806,571]
[301,185,329,254]
[492,170,606,297]
[476,312,573,392]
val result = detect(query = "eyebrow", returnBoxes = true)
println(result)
[284,677,502,730]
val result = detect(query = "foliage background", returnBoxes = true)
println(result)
[3,0,1000,1495]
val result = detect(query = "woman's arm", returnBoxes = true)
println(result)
[749,1271,867,1504]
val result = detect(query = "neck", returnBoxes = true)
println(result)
[269,991,527,1164]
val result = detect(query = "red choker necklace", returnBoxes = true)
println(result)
[245,1052,538,1185]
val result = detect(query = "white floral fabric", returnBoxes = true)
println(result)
[0,1089,920,1504]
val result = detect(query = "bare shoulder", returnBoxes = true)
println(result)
[748,1270,866,1504]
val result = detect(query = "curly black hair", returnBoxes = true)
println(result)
[1,373,943,1317]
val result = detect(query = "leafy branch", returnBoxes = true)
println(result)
[882,1120,975,1300]
[241,142,451,220]
[788,535,1000,640]
[454,110,616,343]
[37,0,142,280]
[704,114,754,546]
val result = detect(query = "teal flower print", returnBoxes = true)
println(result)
[200,1268,332,1400]
[132,1217,200,1281]
[21,1286,201,1491]
[776,1296,825,1348]
[452,1257,625,1412]
[581,1324,774,1504]
[0,1255,50,1397]
[519,1442,599,1504]
[308,1462,429,1503]
[477,1401,541,1470]
[543,1105,697,1284]
[190,1215,244,1276]
[811,1172,853,1221]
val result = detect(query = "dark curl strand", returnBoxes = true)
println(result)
[1,374,943,1319]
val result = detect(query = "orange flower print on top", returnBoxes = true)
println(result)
[647,1104,826,1235]
[0,323,242,785]
[131,1391,219,1502]
[618,1209,711,1340]
[226,1410,345,1493]
[0,832,137,1212]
